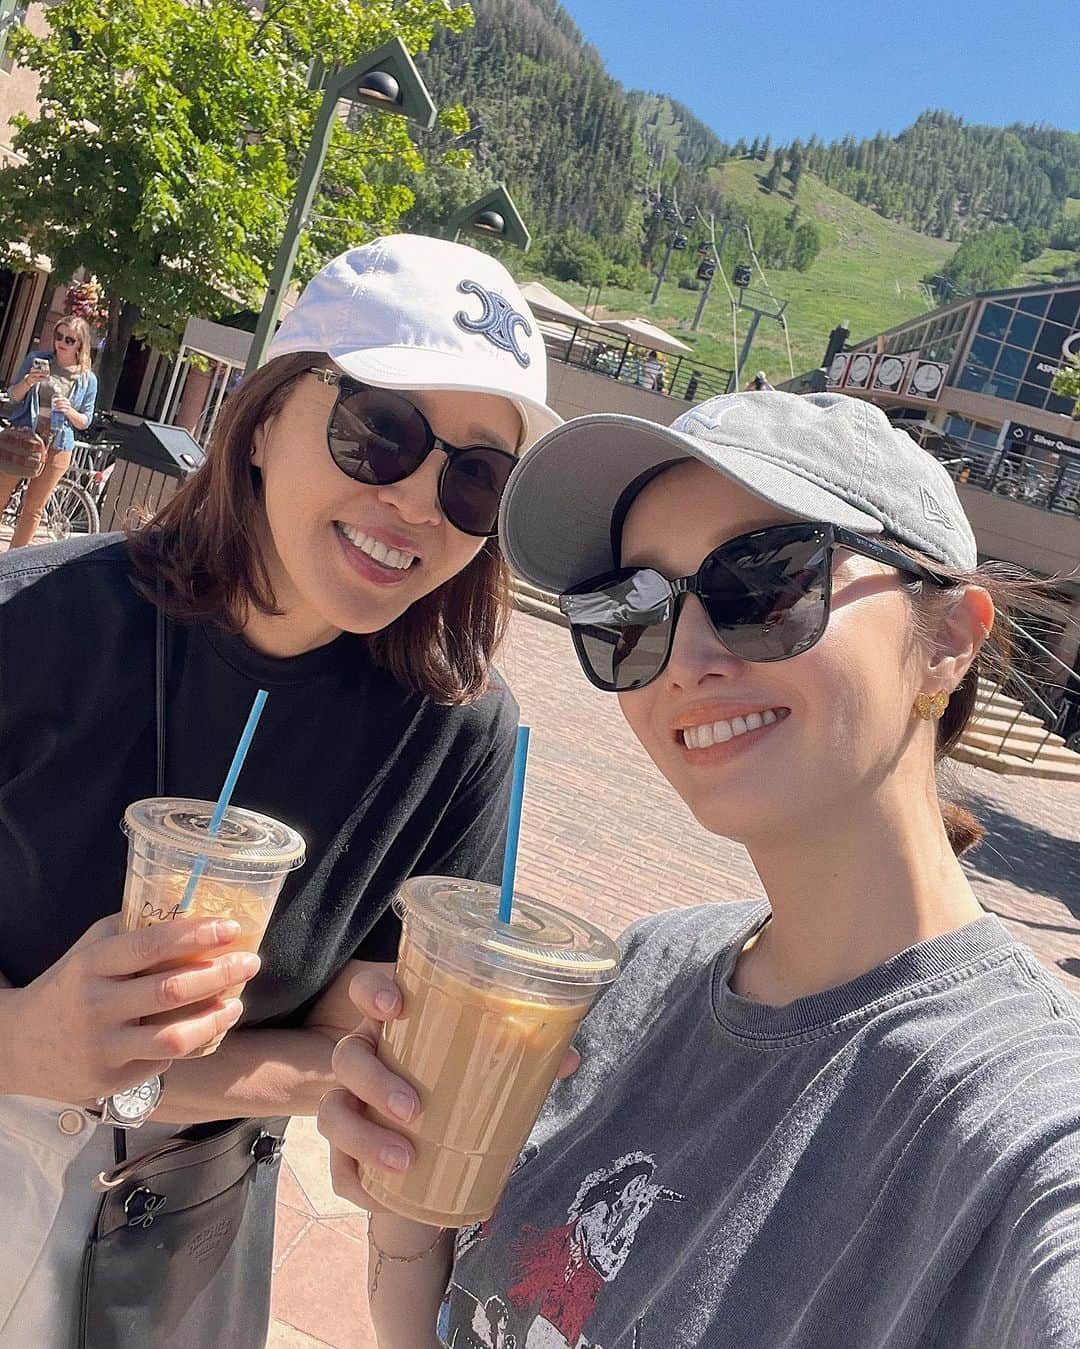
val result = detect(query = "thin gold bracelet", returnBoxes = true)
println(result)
[367,1218,447,1295]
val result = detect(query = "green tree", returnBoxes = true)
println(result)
[934,224,1023,293]
[790,220,821,272]
[763,160,782,193]
[0,0,471,407]
[1052,357,1080,416]
[543,226,606,285]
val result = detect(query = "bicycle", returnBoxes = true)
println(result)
[1,470,100,542]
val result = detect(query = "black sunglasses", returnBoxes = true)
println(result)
[310,369,518,538]
[558,521,952,692]
[54,333,78,346]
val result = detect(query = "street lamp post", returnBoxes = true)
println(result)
[244,36,436,376]
[446,183,531,252]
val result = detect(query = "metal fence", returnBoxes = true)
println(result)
[541,321,734,402]
[921,431,1080,518]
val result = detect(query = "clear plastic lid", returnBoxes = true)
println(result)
[123,798,306,872]
[396,877,620,986]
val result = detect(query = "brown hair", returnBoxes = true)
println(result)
[53,316,93,374]
[126,352,512,705]
[897,546,1070,856]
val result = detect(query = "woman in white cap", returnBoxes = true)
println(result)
[0,235,559,1347]
[324,392,1080,1348]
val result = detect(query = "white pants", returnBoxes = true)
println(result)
[0,1094,180,1348]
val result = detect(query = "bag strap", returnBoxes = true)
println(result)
[156,595,166,797]
[111,593,168,1171]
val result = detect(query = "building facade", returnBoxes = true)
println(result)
[782,280,1080,699]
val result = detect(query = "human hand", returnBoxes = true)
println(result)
[3,914,261,1104]
[318,966,580,1212]
[26,366,50,385]
[52,395,73,416]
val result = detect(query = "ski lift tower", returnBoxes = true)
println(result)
[729,263,788,391]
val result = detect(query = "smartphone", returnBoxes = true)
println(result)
[32,358,49,375]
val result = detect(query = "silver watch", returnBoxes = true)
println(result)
[92,1075,164,1129]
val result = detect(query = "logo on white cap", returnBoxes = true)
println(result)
[920,485,955,530]
[454,280,533,368]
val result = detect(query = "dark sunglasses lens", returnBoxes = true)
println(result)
[700,528,829,660]
[563,571,674,690]
[328,390,428,485]
[439,448,515,535]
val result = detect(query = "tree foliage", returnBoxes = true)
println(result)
[932,225,1025,295]
[1052,358,1080,416]
[0,0,471,404]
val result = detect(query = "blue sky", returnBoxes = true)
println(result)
[562,0,1079,144]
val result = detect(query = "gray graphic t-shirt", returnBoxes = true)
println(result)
[444,902,1080,1348]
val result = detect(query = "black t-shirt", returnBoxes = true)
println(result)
[0,535,518,1026]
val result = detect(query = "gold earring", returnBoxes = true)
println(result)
[914,690,949,721]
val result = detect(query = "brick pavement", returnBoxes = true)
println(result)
[269,608,1079,1347]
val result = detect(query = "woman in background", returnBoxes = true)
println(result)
[1,314,97,547]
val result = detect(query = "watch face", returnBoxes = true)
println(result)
[912,362,944,395]
[875,356,905,390]
[848,354,872,386]
[113,1077,162,1121]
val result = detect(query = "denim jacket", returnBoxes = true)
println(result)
[7,351,98,454]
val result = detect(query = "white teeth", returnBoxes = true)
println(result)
[682,709,786,750]
[337,523,415,571]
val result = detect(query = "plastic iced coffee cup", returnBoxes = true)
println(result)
[363,877,620,1226]
[120,797,305,1056]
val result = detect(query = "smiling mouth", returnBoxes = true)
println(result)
[678,708,790,750]
[335,521,419,572]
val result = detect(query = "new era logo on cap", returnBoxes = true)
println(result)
[920,485,955,530]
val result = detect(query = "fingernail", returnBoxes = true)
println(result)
[387,1090,416,1123]
[234,954,261,979]
[212,920,241,941]
[378,1145,410,1171]
[375,990,399,1014]
[223,999,244,1026]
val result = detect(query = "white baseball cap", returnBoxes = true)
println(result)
[267,234,561,449]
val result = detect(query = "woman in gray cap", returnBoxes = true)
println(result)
[325,391,1080,1349]
[0,234,559,1347]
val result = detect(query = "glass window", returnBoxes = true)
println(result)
[1018,293,1050,317]
[1034,322,1070,357]
[987,373,1019,400]
[1048,290,1080,328]
[969,336,1001,369]
[1017,383,1048,408]
[995,345,1028,379]
[1023,354,1057,388]
[1007,312,1040,350]
[1047,389,1076,416]
[957,362,994,394]
[977,304,1012,340]
[943,415,972,439]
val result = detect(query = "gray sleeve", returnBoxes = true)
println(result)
[948,1132,1080,1348]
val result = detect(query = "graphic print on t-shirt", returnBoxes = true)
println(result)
[447,1150,684,1348]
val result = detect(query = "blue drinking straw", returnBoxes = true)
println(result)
[498,725,531,924]
[177,689,269,913]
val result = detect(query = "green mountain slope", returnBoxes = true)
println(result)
[524,160,954,381]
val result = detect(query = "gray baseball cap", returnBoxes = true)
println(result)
[499,391,978,592]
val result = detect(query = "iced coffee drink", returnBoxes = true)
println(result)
[121,797,305,1055]
[363,878,619,1225]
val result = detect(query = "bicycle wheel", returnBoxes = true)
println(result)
[46,479,100,540]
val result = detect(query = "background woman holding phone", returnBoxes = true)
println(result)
[0,314,98,547]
